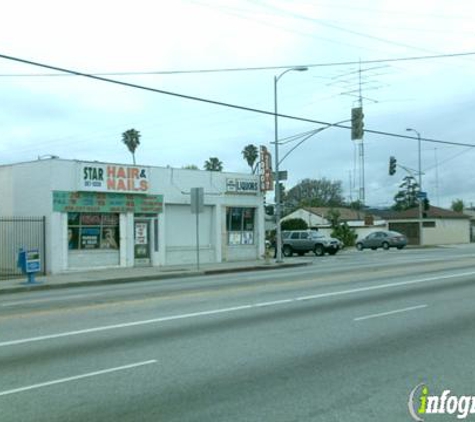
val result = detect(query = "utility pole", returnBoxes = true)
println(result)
[406,128,423,246]
[434,148,440,206]
[273,67,307,263]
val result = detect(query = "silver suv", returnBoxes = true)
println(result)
[281,230,340,257]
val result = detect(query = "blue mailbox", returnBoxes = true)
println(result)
[18,248,41,284]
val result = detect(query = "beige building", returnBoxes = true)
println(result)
[281,206,471,246]
[378,206,471,246]
[281,207,385,240]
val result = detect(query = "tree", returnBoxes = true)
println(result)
[332,222,358,247]
[121,129,141,165]
[393,175,419,211]
[349,200,364,211]
[241,144,259,174]
[204,157,223,172]
[326,208,341,227]
[327,208,357,246]
[281,218,308,231]
[286,178,345,211]
[451,199,465,213]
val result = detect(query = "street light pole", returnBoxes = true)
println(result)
[406,128,423,246]
[274,66,307,263]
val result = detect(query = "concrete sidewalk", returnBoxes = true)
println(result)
[0,258,311,295]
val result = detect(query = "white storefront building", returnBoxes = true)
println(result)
[0,159,266,274]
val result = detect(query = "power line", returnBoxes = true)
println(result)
[1,52,475,150]
[0,51,475,77]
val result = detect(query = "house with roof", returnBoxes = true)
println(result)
[281,205,471,246]
[371,206,470,245]
[280,207,386,240]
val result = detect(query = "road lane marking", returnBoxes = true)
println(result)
[0,360,157,397]
[1,270,475,348]
[353,304,428,322]
[0,304,255,347]
[2,292,108,307]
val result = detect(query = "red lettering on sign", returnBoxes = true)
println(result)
[140,180,148,191]
[117,179,127,191]
[117,167,127,178]
[130,168,139,179]
[107,179,115,190]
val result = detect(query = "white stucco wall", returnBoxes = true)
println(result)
[0,159,264,273]
[165,204,216,265]
[281,209,387,242]
[423,219,470,245]
[281,209,327,226]
[317,225,388,241]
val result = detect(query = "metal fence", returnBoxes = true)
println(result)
[388,222,419,245]
[0,217,46,280]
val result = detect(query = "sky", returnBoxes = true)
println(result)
[1,0,475,209]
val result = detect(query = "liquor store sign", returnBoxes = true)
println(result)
[79,163,150,194]
[226,178,259,194]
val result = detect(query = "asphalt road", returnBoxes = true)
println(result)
[1,246,475,421]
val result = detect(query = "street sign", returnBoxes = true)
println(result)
[417,191,427,199]
[190,187,204,270]
[190,187,204,214]
[272,171,288,181]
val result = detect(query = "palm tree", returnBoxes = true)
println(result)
[204,157,223,171]
[121,129,141,165]
[242,144,258,174]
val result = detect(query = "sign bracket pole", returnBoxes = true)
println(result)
[196,211,200,270]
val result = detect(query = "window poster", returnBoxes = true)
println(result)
[80,227,100,249]
[242,232,254,245]
[228,232,242,245]
[135,223,148,245]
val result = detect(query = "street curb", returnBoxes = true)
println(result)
[0,261,311,295]
[202,261,309,275]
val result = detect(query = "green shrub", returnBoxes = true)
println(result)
[281,218,308,231]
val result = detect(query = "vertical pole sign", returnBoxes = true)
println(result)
[259,146,273,191]
[190,187,204,270]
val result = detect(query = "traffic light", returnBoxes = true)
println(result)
[423,198,430,211]
[351,107,364,140]
[265,205,274,216]
[274,182,285,204]
[389,156,397,175]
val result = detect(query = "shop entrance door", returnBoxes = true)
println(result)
[134,219,151,266]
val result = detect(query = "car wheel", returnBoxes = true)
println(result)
[356,243,364,251]
[382,242,390,250]
[282,245,293,257]
[314,244,325,256]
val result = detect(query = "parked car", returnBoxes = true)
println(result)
[355,230,407,251]
[281,230,341,257]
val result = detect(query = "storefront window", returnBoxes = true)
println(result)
[229,208,242,231]
[68,213,120,250]
[226,207,255,245]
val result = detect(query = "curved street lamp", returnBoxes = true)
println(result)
[279,119,351,166]
[274,66,308,263]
